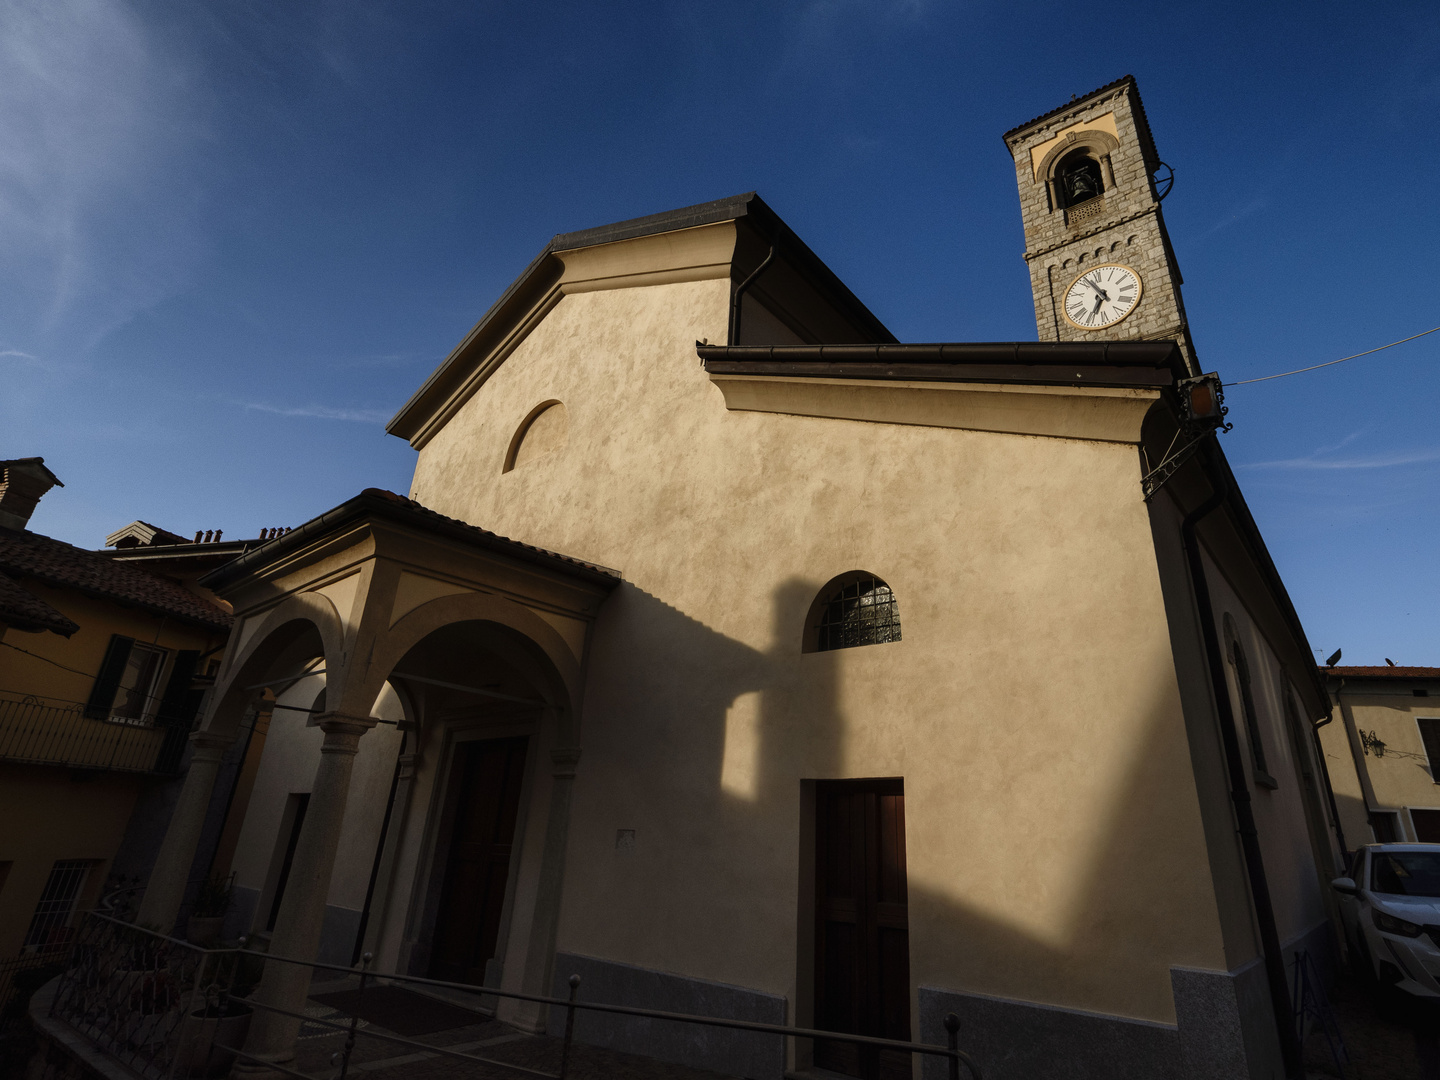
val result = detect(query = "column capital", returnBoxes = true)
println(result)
[313,712,376,756]
[312,711,378,734]
[550,745,581,778]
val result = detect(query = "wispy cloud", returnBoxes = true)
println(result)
[0,0,204,353]
[0,348,40,363]
[240,402,390,424]
[1203,196,1269,237]
[1241,448,1440,471]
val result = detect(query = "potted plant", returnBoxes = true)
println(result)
[171,951,258,1076]
[185,875,232,947]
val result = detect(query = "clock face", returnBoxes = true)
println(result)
[1062,264,1142,331]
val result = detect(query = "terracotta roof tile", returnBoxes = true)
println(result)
[0,572,79,636]
[0,526,232,631]
[1321,666,1440,679]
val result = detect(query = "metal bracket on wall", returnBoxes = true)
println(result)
[1141,429,1209,502]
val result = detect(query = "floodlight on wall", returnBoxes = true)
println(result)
[1177,372,1231,433]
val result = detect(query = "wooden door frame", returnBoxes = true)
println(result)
[795,777,910,1076]
[402,717,540,981]
[812,777,910,1079]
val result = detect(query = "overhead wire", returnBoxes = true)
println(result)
[1226,326,1439,386]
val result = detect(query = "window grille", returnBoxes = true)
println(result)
[23,860,92,949]
[816,577,901,652]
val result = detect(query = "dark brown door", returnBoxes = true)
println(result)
[814,778,911,1080]
[429,737,529,984]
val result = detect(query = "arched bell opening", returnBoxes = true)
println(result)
[1055,148,1104,209]
[372,618,573,995]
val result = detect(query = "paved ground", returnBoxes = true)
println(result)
[286,980,739,1080]
[1302,974,1440,1080]
[292,973,1440,1080]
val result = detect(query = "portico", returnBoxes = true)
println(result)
[135,487,618,1073]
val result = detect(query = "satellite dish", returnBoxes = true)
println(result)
[1325,648,1342,668]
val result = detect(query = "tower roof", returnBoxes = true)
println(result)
[1002,75,1159,171]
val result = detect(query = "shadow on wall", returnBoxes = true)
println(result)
[560,577,1317,1080]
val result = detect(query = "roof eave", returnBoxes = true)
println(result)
[200,490,621,594]
[698,340,1186,389]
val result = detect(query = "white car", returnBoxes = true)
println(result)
[1331,844,1440,998]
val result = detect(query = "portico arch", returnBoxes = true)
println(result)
[360,590,584,736]
[201,593,345,742]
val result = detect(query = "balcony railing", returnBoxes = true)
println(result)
[44,913,981,1080]
[0,696,184,773]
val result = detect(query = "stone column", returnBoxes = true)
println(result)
[136,730,233,932]
[236,714,375,1076]
[508,744,580,1034]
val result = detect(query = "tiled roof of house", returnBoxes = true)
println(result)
[0,526,232,632]
[0,572,79,636]
[1321,666,1440,679]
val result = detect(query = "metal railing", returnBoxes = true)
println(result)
[0,695,178,773]
[47,912,981,1080]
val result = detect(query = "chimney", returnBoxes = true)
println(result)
[0,458,63,531]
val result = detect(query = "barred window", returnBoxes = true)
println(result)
[815,576,901,652]
[23,860,92,949]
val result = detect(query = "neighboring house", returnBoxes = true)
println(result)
[0,459,231,1005]
[1319,665,1440,846]
[100,522,287,919]
[125,78,1346,1080]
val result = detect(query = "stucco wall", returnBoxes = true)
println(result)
[0,763,138,956]
[1200,555,1330,948]
[1320,688,1440,842]
[229,672,404,938]
[405,275,1228,1027]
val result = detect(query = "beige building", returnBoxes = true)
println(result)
[1318,665,1440,847]
[129,79,1346,1080]
[0,460,231,1006]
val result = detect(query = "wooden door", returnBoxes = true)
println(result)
[429,737,529,985]
[814,779,911,1080]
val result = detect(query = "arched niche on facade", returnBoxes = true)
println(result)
[1036,129,1120,211]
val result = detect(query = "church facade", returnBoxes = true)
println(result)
[135,78,1342,1080]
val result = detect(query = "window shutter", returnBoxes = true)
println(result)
[154,650,201,774]
[84,636,134,719]
[155,650,199,726]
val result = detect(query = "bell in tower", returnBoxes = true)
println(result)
[1004,76,1197,375]
[1057,152,1103,207]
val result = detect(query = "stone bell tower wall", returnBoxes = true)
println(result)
[1005,77,1195,371]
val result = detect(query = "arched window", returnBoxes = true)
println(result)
[1224,616,1276,787]
[1056,150,1103,208]
[808,574,901,653]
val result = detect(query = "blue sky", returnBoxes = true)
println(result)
[3,1,1437,665]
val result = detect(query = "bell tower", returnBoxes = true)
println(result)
[1005,76,1197,374]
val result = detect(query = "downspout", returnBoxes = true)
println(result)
[727,245,775,345]
[1180,455,1303,1080]
[1309,710,1349,859]
[1335,679,1381,832]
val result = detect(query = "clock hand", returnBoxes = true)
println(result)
[1079,276,1111,301]
[1092,294,1104,316]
